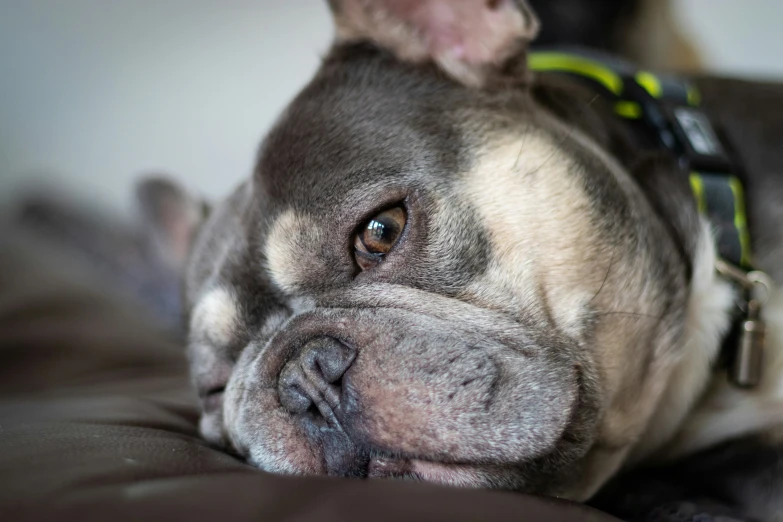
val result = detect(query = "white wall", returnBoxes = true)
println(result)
[0,0,332,216]
[674,0,783,79]
[1,0,782,217]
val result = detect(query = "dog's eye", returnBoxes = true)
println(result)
[354,206,406,270]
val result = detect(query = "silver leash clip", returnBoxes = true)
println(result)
[715,259,772,388]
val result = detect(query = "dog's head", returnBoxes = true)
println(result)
[141,0,703,500]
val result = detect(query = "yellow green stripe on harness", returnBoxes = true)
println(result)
[529,51,751,267]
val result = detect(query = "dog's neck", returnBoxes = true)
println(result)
[645,224,783,462]
[533,73,783,463]
[629,220,736,461]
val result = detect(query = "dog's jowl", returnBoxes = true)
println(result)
[139,0,783,516]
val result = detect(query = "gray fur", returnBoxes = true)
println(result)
[147,5,783,513]
[174,40,689,497]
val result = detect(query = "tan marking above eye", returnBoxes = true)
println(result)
[354,206,406,270]
[190,286,240,347]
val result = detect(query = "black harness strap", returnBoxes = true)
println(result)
[528,48,774,387]
[529,48,753,269]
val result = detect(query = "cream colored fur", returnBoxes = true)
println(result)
[629,220,736,462]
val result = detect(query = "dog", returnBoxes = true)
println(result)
[139,0,783,519]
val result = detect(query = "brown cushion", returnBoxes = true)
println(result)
[0,234,619,522]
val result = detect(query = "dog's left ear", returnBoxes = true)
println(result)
[136,177,210,273]
[327,0,540,87]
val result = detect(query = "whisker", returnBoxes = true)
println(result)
[590,247,615,303]
[513,121,533,169]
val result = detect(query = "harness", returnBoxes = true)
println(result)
[528,48,771,388]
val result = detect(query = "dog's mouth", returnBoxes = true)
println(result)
[287,381,490,486]
[295,420,490,487]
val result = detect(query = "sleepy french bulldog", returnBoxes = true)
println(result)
[139,0,783,519]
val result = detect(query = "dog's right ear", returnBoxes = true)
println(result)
[136,177,209,274]
[327,0,540,88]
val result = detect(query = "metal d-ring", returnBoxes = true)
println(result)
[714,259,773,315]
[746,270,773,309]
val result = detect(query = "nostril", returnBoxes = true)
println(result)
[277,337,357,416]
[280,383,311,414]
[278,364,312,414]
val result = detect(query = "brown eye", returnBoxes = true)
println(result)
[354,206,406,270]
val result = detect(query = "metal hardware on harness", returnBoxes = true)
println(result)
[529,49,754,269]
[715,259,772,387]
[529,49,764,387]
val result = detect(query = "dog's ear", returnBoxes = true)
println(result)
[327,0,540,87]
[136,177,209,273]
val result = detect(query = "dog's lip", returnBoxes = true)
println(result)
[408,459,487,487]
[367,456,413,479]
[355,362,585,481]
[367,456,486,487]
[295,403,487,483]
[202,386,225,412]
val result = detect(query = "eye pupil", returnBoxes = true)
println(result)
[363,216,400,252]
[354,206,407,269]
[368,220,386,240]
[367,219,396,243]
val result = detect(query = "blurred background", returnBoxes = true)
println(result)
[1,0,781,331]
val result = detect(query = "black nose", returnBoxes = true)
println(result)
[278,337,356,416]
